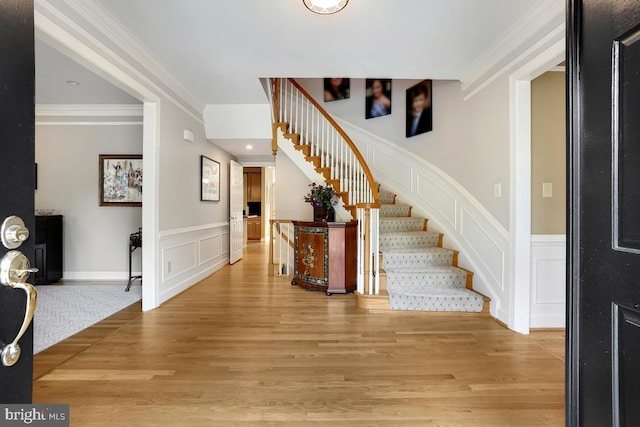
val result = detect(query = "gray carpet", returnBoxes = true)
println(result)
[33,282,142,354]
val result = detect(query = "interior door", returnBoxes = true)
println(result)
[567,0,640,425]
[0,0,36,403]
[229,160,244,264]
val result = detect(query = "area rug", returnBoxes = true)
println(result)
[33,282,141,354]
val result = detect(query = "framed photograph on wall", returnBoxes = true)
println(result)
[406,79,433,137]
[99,154,143,207]
[201,155,220,202]
[324,78,350,102]
[365,78,392,119]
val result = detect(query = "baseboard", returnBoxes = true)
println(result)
[62,271,141,281]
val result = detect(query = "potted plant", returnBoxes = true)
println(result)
[304,182,338,222]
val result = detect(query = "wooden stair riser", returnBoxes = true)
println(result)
[317,167,331,180]
[306,156,321,168]
[326,179,341,192]
[294,143,311,157]
[284,133,300,145]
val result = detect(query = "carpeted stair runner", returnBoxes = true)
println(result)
[379,188,485,312]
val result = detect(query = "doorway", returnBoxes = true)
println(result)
[509,39,565,333]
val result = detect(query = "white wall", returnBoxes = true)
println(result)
[296,77,511,227]
[156,99,234,303]
[530,235,566,327]
[274,151,314,221]
[158,100,231,231]
[35,123,143,279]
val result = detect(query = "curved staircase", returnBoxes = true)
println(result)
[358,187,490,313]
[267,77,489,315]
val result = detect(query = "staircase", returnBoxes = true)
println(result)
[267,77,489,314]
[375,188,489,312]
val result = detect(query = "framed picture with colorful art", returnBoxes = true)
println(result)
[99,154,143,207]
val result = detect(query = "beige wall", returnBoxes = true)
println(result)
[36,123,143,277]
[531,71,566,234]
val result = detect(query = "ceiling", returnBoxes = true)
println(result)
[35,0,547,158]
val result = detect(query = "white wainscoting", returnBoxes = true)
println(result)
[337,119,510,321]
[530,234,566,328]
[158,222,229,304]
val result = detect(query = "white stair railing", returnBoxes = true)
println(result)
[268,219,295,276]
[266,78,380,295]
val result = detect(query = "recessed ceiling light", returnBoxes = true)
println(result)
[66,80,80,86]
[246,145,253,150]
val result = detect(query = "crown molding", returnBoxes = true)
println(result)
[61,0,204,111]
[34,0,203,123]
[36,104,143,117]
[460,0,565,99]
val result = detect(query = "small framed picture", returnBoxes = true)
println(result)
[406,80,433,137]
[99,155,142,207]
[201,155,220,202]
[324,78,350,102]
[365,79,392,119]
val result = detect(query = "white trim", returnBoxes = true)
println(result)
[336,118,509,321]
[142,102,159,311]
[335,118,509,239]
[158,223,229,304]
[34,1,203,124]
[36,121,143,126]
[159,222,230,239]
[63,271,141,281]
[531,234,567,244]
[530,234,566,328]
[36,103,143,117]
[62,0,204,114]
[464,24,565,101]
[509,78,533,334]
[460,0,565,100]
[508,39,566,334]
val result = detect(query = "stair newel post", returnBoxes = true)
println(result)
[356,203,381,295]
[268,219,275,276]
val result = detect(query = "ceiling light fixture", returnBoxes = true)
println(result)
[303,0,348,15]
[246,145,253,150]
[66,80,80,86]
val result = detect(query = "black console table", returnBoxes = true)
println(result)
[125,228,142,292]
[34,215,63,285]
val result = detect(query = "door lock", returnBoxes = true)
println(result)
[0,250,38,367]
[1,216,29,249]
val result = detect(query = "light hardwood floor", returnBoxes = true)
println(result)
[33,242,565,426]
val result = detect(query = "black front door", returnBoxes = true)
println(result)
[567,0,640,425]
[0,0,36,403]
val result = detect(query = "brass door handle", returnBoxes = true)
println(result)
[0,250,38,366]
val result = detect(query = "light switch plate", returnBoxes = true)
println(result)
[494,183,502,198]
[543,182,553,198]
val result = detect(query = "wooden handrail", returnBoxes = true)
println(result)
[286,78,380,204]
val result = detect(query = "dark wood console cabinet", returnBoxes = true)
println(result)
[292,221,357,295]
[34,215,63,285]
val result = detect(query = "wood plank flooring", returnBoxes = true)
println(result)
[33,242,565,426]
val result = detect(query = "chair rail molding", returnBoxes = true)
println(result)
[336,117,511,323]
[158,222,229,304]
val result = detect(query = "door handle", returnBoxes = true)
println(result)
[1,216,29,249]
[0,250,38,367]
